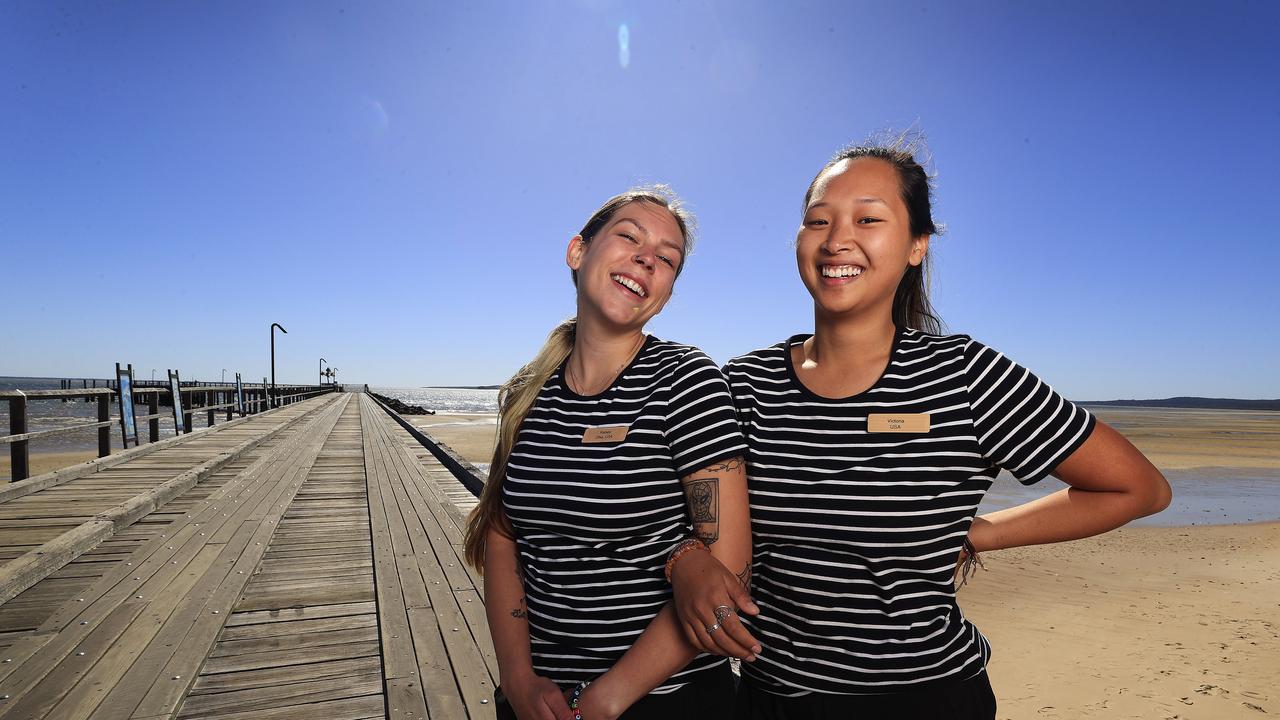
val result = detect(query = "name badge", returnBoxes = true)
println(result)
[582,425,629,444]
[868,413,931,433]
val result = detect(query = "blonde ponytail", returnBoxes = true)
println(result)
[463,318,576,572]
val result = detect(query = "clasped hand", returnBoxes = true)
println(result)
[670,550,762,660]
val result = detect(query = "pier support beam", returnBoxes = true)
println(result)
[9,395,29,481]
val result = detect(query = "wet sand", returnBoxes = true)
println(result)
[1088,406,1280,470]
[404,413,497,466]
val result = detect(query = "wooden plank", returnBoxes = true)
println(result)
[175,670,382,718]
[361,395,497,718]
[186,655,380,695]
[386,676,430,720]
[113,399,350,720]
[0,602,146,720]
[198,640,381,675]
[222,601,376,628]
[208,625,378,658]
[0,398,345,719]
[0,400,333,605]
[0,395,332,505]
[218,613,377,642]
[406,606,469,720]
[177,694,384,720]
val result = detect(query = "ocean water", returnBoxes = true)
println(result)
[372,387,499,414]
[978,467,1280,526]
[1,376,188,453]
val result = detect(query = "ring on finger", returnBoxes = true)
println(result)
[713,605,733,623]
[705,621,720,634]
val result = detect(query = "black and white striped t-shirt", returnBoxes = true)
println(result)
[504,336,747,691]
[725,329,1095,695]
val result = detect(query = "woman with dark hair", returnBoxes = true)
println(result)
[463,187,759,720]
[709,136,1171,719]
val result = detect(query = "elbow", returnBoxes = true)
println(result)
[1136,471,1173,517]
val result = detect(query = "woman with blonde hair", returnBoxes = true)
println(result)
[464,187,759,720]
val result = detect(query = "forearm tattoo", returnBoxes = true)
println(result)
[511,565,528,620]
[685,477,720,546]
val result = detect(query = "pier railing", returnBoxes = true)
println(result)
[2,383,339,482]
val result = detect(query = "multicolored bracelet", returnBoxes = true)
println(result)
[664,537,708,583]
[568,679,591,720]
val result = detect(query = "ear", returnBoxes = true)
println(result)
[565,235,586,271]
[908,234,930,267]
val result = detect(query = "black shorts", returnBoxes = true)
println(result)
[496,661,736,720]
[735,670,997,720]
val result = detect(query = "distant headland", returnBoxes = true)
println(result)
[1080,397,1280,412]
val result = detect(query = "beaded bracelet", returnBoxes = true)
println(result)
[664,537,708,583]
[568,680,591,720]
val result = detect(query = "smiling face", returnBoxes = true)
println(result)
[796,157,929,321]
[567,200,686,332]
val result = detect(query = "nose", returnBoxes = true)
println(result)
[632,250,655,272]
[820,219,854,255]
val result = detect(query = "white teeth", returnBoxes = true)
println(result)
[821,265,863,278]
[612,274,646,297]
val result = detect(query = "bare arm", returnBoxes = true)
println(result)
[670,457,760,657]
[968,420,1172,553]
[484,527,571,720]
[576,457,755,720]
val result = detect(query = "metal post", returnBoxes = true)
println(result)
[271,323,287,408]
[226,389,233,421]
[149,391,159,443]
[320,358,326,387]
[9,396,29,482]
[97,393,110,458]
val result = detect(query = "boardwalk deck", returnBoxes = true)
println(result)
[0,393,497,720]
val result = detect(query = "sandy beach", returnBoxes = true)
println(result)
[962,523,1279,718]
[1087,406,1280,470]
[0,448,99,481]
[404,413,498,466]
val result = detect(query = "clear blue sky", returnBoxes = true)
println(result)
[3,1,1277,399]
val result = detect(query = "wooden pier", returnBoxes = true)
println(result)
[0,393,495,719]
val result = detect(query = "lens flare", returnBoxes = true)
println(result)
[618,23,630,69]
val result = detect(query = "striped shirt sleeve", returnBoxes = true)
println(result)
[664,350,748,477]
[963,339,1096,485]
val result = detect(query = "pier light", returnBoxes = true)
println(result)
[270,323,287,407]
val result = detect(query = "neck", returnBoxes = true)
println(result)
[566,315,646,394]
[809,307,896,370]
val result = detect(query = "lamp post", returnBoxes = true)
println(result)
[319,358,327,387]
[270,322,287,408]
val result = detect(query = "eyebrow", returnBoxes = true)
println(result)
[613,216,649,237]
[807,197,890,210]
[615,217,684,256]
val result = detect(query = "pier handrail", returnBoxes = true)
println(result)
[4,382,339,482]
